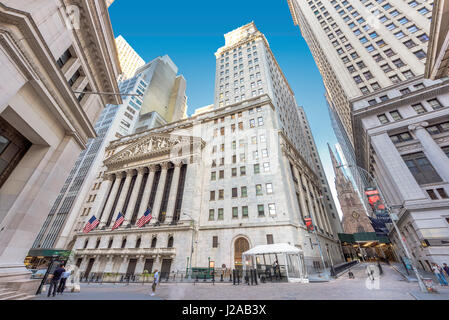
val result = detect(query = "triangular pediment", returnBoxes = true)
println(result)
[104,133,200,166]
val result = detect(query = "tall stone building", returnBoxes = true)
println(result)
[115,35,145,82]
[288,0,449,268]
[328,144,374,234]
[68,23,343,281]
[0,0,121,296]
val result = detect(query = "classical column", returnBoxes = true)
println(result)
[166,161,183,223]
[136,165,157,219]
[311,185,331,234]
[294,168,308,223]
[409,121,449,182]
[99,173,123,228]
[302,175,320,230]
[114,170,134,218]
[152,162,169,223]
[370,133,426,201]
[124,167,145,225]
[95,174,113,221]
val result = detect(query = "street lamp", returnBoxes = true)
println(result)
[341,164,426,292]
[182,212,195,279]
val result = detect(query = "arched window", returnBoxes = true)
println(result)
[108,238,113,248]
[95,238,100,249]
[136,238,141,248]
[167,236,174,248]
[121,238,127,249]
[151,237,157,248]
[83,239,89,249]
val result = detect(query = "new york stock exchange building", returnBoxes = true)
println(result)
[67,95,344,281]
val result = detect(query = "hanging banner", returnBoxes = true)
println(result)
[375,212,392,224]
[364,187,387,214]
[304,217,314,232]
[368,217,389,236]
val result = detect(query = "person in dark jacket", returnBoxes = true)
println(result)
[48,264,65,297]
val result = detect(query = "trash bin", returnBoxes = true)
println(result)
[422,278,438,293]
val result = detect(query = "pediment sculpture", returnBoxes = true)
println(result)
[105,134,184,164]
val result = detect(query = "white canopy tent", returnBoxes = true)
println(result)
[242,243,308,283]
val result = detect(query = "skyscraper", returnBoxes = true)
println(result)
[136,55,187,124]
[115,35,146,82]
[214,22,312,167]
[288,0,449,268]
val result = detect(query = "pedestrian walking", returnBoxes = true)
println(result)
[57,268,71,294]
[151,269,159,296]
[443,263,449,278]
[432,263,448,286]
[366,264,375,281]
[47,263,65,297]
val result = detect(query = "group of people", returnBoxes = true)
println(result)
[47,263,71,297]
[432,263,449,286]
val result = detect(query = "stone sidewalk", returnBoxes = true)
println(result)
[31,263,449,300]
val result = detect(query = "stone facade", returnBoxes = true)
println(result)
[352,76,449,269]
[69,96,344,279]
[0,0,121,294]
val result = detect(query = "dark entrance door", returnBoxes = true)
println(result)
[143,259,154,273]
[160,259,172,279]
[126,259,137,277]
[84,258,95,279]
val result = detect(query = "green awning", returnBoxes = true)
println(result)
[338,233,390,244]
[27,249,71,258]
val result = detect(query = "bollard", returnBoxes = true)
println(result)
[254,269,258,285]
[237,270,240,285]
[220,274,223,282]
[203,274,207,282]
[232,270,236,285]
[229,271,232,282]
[212,272,215,285]
[181,274,184,282]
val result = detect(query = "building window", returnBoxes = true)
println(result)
[232,207,238,219]
[390,110,402,121]
[268,203,276,216]
[240,166,246,176]
[211,172,216,180]
[266,183,273,194]
[412,103,426,114]
[212,236,218,248]
[209,209,215,221]
[241,186,248,197]
[210,191,215,201]
[427,99,443,110]
[232,187,238,198]
[390,132,413,144]
[257,204,265,216]
[256,184,263,196]
[218,189,224,200]
[377,114,389,124]
[218,208,224,220]
[403,152,442,185]
[426,122,449,135]
[56,47,73,68]
[266,234,274,244]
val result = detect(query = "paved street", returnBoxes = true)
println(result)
[34,263,449,300]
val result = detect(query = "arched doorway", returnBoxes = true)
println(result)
[234,237,249,270]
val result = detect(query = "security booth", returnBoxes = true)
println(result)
[25,249,71,295]
[242,243,308,283]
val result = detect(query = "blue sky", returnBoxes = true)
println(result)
[109,0,343,217]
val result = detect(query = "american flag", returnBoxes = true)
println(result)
[111,212,124,230]
[137,208,152,228]
[83,215,99,233]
